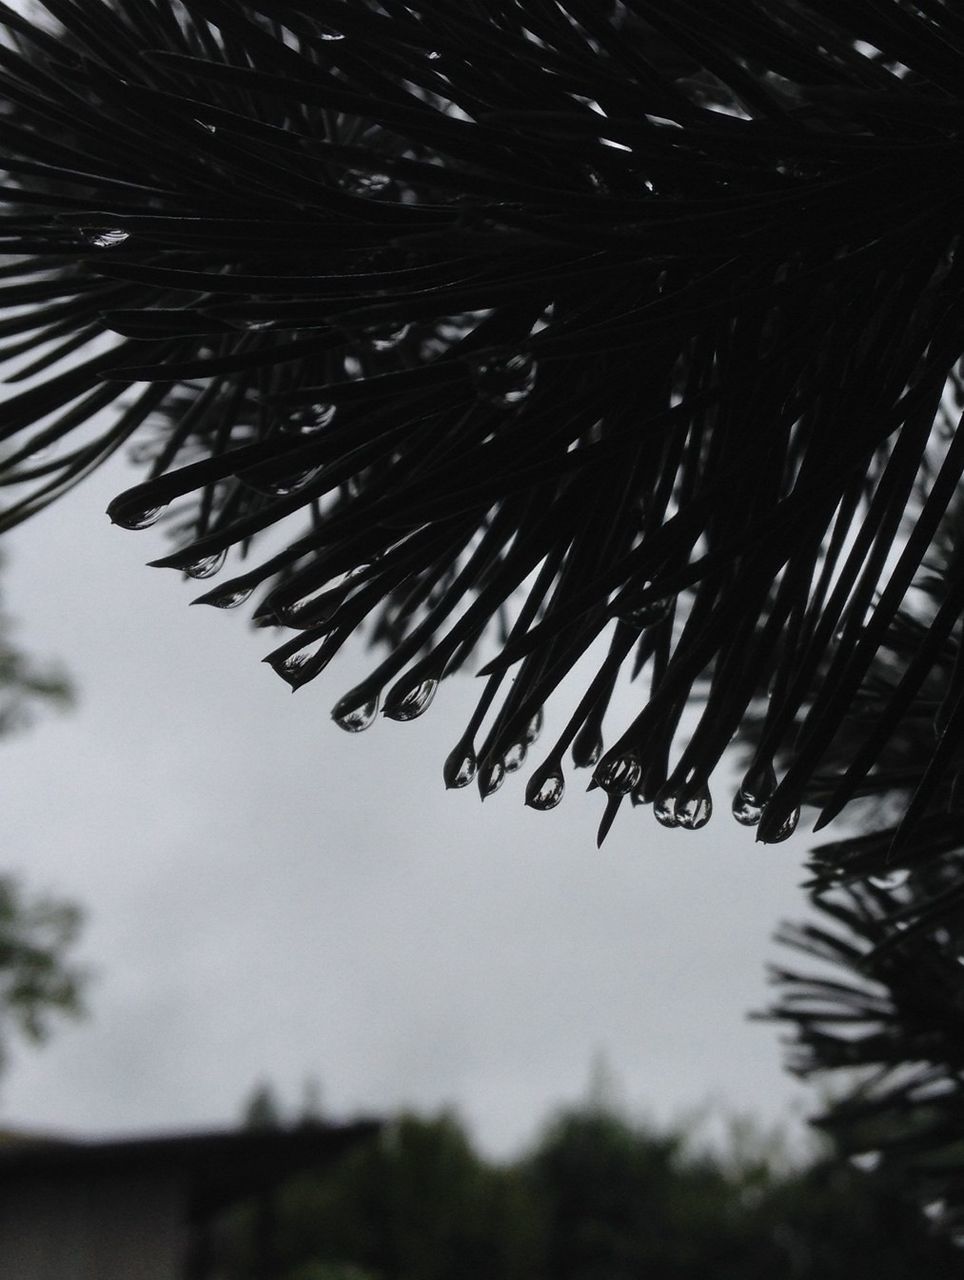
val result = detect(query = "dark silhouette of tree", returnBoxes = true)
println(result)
[0,0,961,851]
[757,501,964,1233]
[212,1093,964,1279]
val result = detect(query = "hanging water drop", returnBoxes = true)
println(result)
[572,725,603,769]
[333,695,379,733]
[384,677,438,722]
[616,594,673,629]
[444,741,476,789]
[742,760,777,804]
[351,171,393,197]
[369,322,412,352]
[502,739,527,773]
[524,708,544,745]
[273,650,312,688]
[108,500,167,530]
[732,792,763,826]
[760,805,800,844]
[471,351,538,408]
[676,783,712,831]
[182,548,227,580]
[284,403,337,434]
[195,580,255,610]
[868,869,910,891]
[255,466,322,497]
[526,765,565,811]
[87,227,130,248]
[653,789,678,828]
[194,118,217,133]
[732,760,777,827]
[477,757,505,798]
[594,752,641,796]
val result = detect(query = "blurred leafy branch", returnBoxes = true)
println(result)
[0,874,85,1077]
[0,550,72,737]
[0,548,82,1075]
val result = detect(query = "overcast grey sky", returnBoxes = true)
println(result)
[0,452,824,1159]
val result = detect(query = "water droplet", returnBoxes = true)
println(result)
[194,118,216,133]
[478,756,505,798]
[108,500,167,530]
[87,228,130,248]
[742,760,777,802]
[427,49,441,60]
[732,793,763,826]
[272,650,314,688]
[471,351,538,408]
[526,765,565,811]
[524,708,544,745]
[333,695,379,733]
[284,403,337,434]
[594,752,641,796]
[318,27,345,40]
[253,466,322,497]
[761,805,800,844]
[502,739,527,773]
[616,594,673,629]
[264,629,345,687]
[384,677,438,722]
[676,783,712,830]
[732,760,777,826]
[571,725,602,769]
[182,548,227,580]
[351,171,393,197]
[194,581,255,610]
[444,741,476,789]
[869,869,910,891]
[653,790,678,828]
[369,322,412,352]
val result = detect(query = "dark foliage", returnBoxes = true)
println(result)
[214,1099,964,1279]
[0,550,72,736]
[1,1,963,847]
[0,873,85,1074]
[762,868,964,1239]
[754,500,964,1229]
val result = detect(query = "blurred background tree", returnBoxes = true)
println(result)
[212,1081,963,1280]
[0,551,82,1080]
[0,872,84,1078]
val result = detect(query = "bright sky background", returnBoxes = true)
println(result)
[0,450,826,1160]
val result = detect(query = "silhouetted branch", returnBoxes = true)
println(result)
[1,2,963,847]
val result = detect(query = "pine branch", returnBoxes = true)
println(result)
[1,1,963,844]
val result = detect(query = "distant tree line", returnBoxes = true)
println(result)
[213,1085,961,1280]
